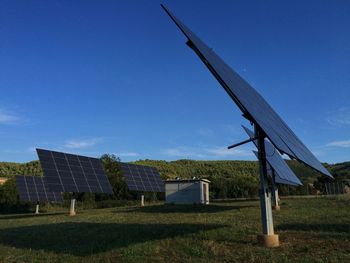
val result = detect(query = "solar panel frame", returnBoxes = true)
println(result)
[16,175,63,203]
[161,5,332,178]
[36,148,114,194]
[120,162,165,192]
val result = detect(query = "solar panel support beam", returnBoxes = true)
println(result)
[227,137,257,150]
[255,125,279,247]
[69,198,76,216]
[271,171,280,211]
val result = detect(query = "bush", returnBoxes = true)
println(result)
[0,178,31,213]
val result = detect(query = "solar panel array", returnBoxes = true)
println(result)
[161,5,332,178]
[37,149,113,194]
[120,162,165,192]
[244,126,302,186]
[16,175,63,203]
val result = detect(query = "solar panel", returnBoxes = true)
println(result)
[265,162,294,186]
[161,5,332,178]
[252,151,301,186]
[243,126,302,186]
[16,175,63,203]
[36,149,113,194]
[120,162,165,192]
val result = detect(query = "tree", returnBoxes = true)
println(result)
[100,154,133,200]
[0,178,19,205]
[0,178,30,213]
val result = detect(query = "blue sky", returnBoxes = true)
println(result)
[0,0,349,164]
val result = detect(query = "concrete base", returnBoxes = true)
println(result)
[69,198,76,216]
[69,210,76,216]
[257,234,279,247]
[35,204,39,214]
[272,205,281,211]
[140,195,145,207]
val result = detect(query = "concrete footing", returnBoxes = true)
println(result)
[69,199,76,216]
[272,205,281,211]
[257,234,279,247]
[35,204,39,214]
[69,210,76,216]
[140,195,145,207]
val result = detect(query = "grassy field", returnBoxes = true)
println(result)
[0,197,349,263]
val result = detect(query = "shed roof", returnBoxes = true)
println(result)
[165,178,210,184]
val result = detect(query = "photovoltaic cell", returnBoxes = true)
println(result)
[36,149,113,194]
[120,162,165,192]
[161,5,332,178]
[243,126,302,186]
[16,175,63,203]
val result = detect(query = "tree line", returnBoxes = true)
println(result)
[0,155,349,212]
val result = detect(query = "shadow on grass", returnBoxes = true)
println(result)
[277,223,350,233]
[0,212,67,220]
[0,222,224,256]
[123,204,254,214]
[212,199,259,203]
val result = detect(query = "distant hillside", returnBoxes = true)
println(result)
[327,161,350,177]
[0,159,348,181]
[0,161,43,178]
[134,159,349,181]
[1,158,348,198]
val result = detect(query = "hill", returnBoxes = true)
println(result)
[0,158,349,199]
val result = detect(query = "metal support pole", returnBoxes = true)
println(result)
[35,202,40,214]
[141,195,145,207]
[69,198,76,216]
[255,125,279,247]
[271,171,280,211]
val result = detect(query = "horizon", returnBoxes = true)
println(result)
[1,1,349,164]
[1,155,347,166]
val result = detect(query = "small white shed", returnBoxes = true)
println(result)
[165,179,210,205]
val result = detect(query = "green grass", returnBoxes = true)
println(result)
[0,197,349,262]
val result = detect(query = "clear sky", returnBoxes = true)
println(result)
[0,0,349,164]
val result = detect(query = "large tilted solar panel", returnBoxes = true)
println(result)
[120,162,165,192]
[37,149,113,194]
[243,126,302,186]
[161,5,332,178]
[16,175,63,203]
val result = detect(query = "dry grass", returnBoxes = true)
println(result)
[0,196,349,262]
